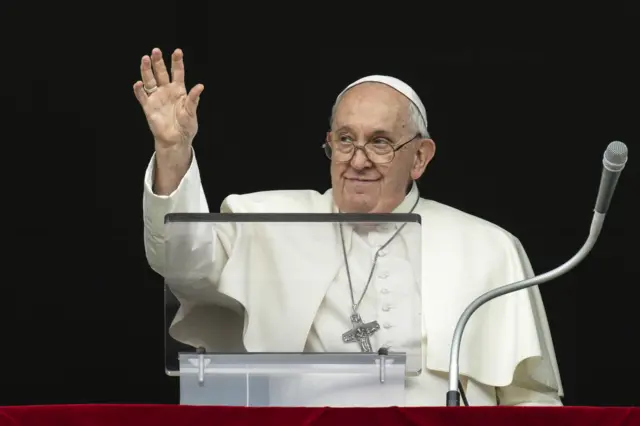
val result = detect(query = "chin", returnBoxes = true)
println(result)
[341,205,373,214]
[338,193,378,214]
[332,179,382,213]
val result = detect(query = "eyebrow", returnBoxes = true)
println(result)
[334,125,395,138]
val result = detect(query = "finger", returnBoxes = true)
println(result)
[171,49,185,84]
[133,81,148,106]
[185,84,205,117]
[133,81,149,106]
[151,48,170,86]
[140,55,157,91]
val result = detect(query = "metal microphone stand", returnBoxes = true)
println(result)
[445,212,605,406]
[446,140,628,407]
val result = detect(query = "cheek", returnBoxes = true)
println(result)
[380,162,411,187]
[377,164,391,177]
[331,162,347,178]
[378,164,402,182]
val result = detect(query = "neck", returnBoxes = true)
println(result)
[393,181,419,214]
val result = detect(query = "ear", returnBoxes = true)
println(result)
[410,138,436,180]
[326,131,332,143]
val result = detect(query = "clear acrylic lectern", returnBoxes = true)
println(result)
[163,212,422,407]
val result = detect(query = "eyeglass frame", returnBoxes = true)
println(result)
[322,132,423,164]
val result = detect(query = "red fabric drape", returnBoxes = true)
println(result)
[0,405,638,426]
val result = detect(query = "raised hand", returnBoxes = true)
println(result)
[134,48,204,195]
[133,48,204,151]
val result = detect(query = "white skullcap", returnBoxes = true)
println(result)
[337,75,428,131]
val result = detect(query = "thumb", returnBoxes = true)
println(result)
[185,84,204,117]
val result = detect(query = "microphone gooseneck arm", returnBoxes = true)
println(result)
[445,140,627,407]
[446,211,605,407]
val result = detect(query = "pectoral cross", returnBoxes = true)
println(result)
[342,313,380,353]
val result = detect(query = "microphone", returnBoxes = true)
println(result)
[595,141,629,214]
[445,141,629,407]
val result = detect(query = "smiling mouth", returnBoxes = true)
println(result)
[345,177,380,182]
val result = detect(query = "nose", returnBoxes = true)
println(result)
[349,147,372,170]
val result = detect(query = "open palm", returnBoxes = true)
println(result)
[133,48,204,149]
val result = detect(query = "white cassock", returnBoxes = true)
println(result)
[142,151,564,407]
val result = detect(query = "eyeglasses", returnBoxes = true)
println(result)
[322,133,421,164]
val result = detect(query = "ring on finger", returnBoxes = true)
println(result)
[143,84,158,94]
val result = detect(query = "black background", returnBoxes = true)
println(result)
[1,5,638,407]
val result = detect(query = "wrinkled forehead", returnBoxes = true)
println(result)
[333,83,411,135]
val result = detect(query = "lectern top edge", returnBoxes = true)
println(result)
[164,212,422,224]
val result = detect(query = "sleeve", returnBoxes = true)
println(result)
[511,236,565,397]
[142,148,236,304]
[142,149,244,350]
[492,235,564,406]
[143,148,211,276]
[497,383,563,406]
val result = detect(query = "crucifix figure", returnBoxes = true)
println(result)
[342,313,381,352]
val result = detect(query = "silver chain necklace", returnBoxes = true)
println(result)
[339,195,420,352]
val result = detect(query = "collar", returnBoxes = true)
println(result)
[376,181,419,231]
[394,181,420,214]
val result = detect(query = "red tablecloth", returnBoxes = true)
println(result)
[0,405,638,426]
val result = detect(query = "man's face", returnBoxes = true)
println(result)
[329,83,434,213]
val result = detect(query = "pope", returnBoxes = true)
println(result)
[135,48,564,406]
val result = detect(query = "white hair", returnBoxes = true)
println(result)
[329,92,430,138]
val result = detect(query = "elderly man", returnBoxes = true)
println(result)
[136,48,564,406]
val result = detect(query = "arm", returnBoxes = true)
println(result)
[495,236,564,406]
[135,46,209,277]
[136,49,244,350]
[143,148,236,302]
[143,147,209,276]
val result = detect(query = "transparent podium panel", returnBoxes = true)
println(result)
[163,213,422,406]
[178,352,406,406]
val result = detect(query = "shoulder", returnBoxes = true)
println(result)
[418,198,523,254]
[418,199,533,276]
[221,189,333,213]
